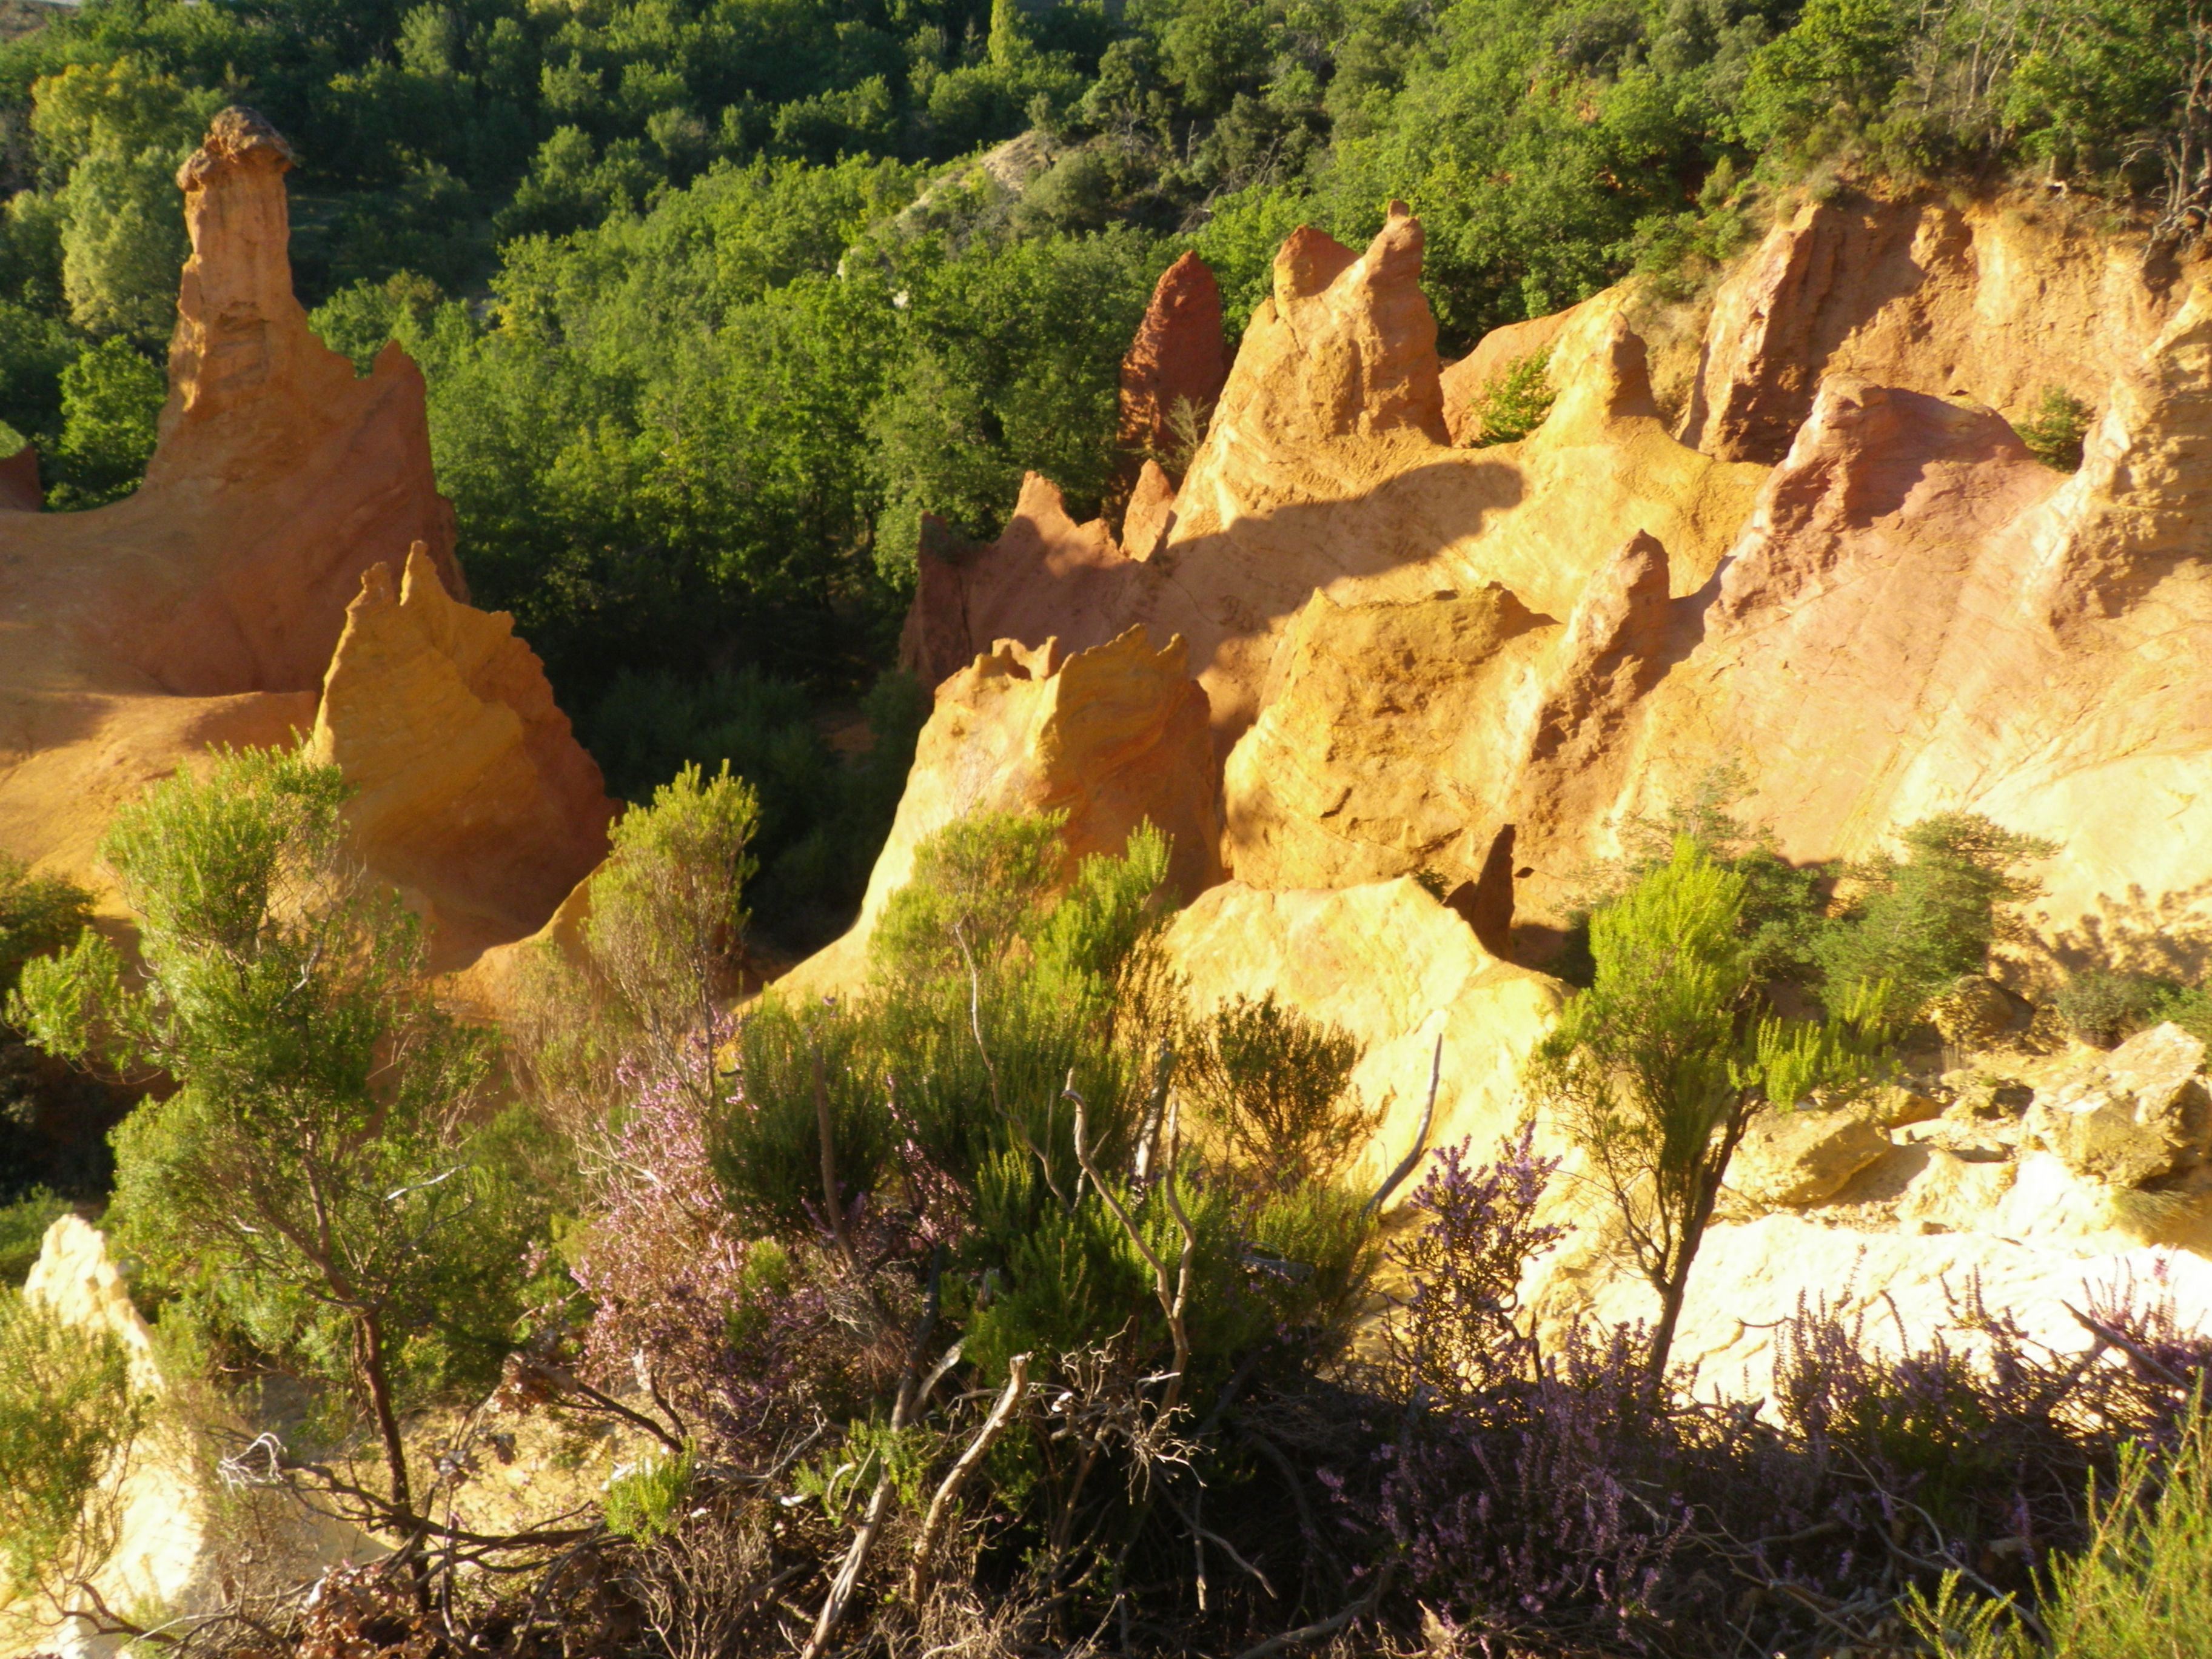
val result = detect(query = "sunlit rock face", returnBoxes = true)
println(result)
[0,109,610,971]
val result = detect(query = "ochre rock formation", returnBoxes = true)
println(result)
[1116,250,1227,480]
[1159,878,1566,1187]
[310,546,615,965]
[1438,292,1605,446]
[898,476,1142,691]
[1679,190,2188,464]
[897,184,2212,978]
[782,626,1221,997]
[0,110,606,971]
[1221,584,1552,896]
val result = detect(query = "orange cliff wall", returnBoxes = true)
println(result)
[0,108,610,969]
[876,189,2212,988]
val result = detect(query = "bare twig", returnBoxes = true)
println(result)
[1227,1560,1398,1659]
[799,1265,943,1659]
[1162,1486,1276,1600]
[1133,1039,1176,1184]
[2066,1300,2190,1389]
[1066,1074,1195,1415]
[907,1353,1031,1604]
[1364,1035,1442,1216]
[812,1044,855,1269]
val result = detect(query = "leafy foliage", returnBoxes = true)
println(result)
[0,855,129,1207]
[1535,839,1892,1377]
[1908,1393,2212,1656]
[0,1287,144,1627]
[0,1188,68,1287]
[1466,346,1557,446]
[2017,384,2094,470]
[8,748,557,1526]
[1817,811,2059,1021]
[1182,994,1378,1188]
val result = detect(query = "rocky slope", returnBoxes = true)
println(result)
[0,109,612,970]
[818,183,2212,1382]
[890,186,2212,987]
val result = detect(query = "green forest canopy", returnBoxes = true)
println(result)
[0,0,2202,933]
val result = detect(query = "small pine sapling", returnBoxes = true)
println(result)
[2015,387,2092,472]
[1534,840,1891,1387]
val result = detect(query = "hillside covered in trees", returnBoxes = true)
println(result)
[1,0,2205,763]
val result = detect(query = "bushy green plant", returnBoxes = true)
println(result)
[1558,768,1833,989]
[870,809,1067,988]
[0,1188,69,1286]
[1183,994,1378,1188]
[44,334,163,509]
[604,1445,697,1542]
[0,1287,145,1628]
[1,855,128,1207]
[1906,1400,2212,1657]
[716,808,1378,1409]
[1535,839,1892,1381]
[1817,813,2059,1022]
[2017,386,2093,471]
[0,852,89,988]
[1466,347,1557,446]
[2054,970,2173,1047]
[7,748,554,1530]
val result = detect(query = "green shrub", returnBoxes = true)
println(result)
[2054,970,2173,1047]
[1183,994,1378,1188]
[716,808,1377,1409]
[1906,1401,2212,1657]
[44,335,163,509]
[2016,386,2093,472]
[1535,840,1892,1381]
[603,1445,695,1542]
[1559,768,1833,990]
[0,854,90,991]
[1466,347,1556,446]
[8,748,550,1526]
[0,1287,144,1619]
[578,666,925,950]
[0,1189,69,1287]
[1816,813,2058,1022]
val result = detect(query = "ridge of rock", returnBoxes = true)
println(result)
[783,625,1221,999]
[1680,190,2190,464]
[309,545,615,970]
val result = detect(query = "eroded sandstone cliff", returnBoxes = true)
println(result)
[0,109,611,970]
[846,181,2212,1373]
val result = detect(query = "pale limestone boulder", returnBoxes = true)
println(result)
[4,1221,377,1659]
[1874,1085,1943,1128]
[1548,1212,2212,1404]
[2022,1022,2211,1188]
[1728,1104,1891,1208]
[1158,877,1566,1191]
[6,1220,203,1659]
[1894,1146,2019,1232]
